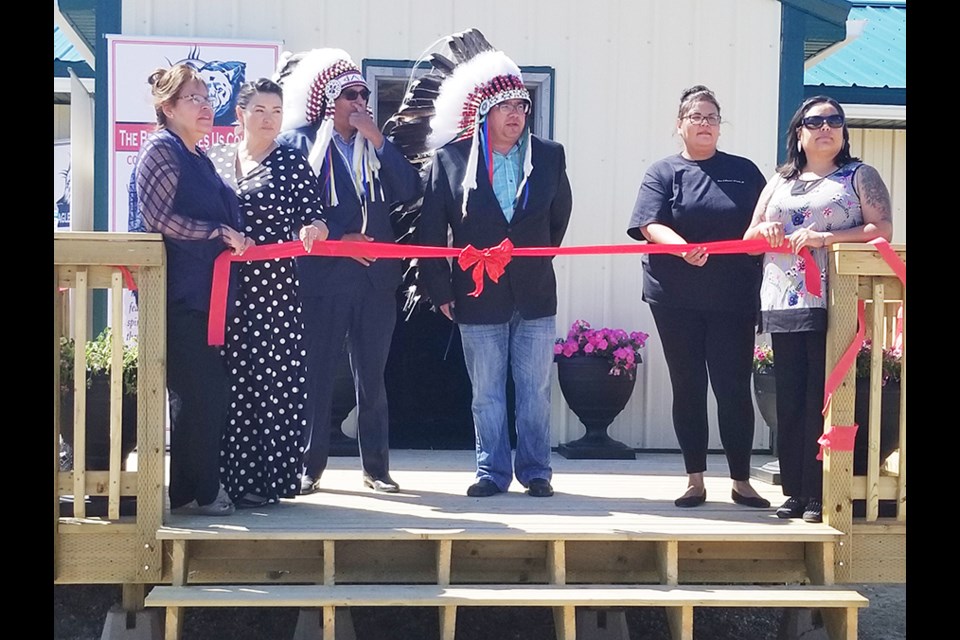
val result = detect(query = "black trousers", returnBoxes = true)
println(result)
[650,305,756,480]
[771,331,826,500]
[300,283,396,479]
[166,309,229,508]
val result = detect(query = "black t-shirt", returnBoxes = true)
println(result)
[627,151,766,312]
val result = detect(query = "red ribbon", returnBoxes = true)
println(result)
[111,265,138,292]
[205,237,821,345]
[821,238,905,416]
[822,299,867,417]
[457,239,514,298]
[816,424,859,461]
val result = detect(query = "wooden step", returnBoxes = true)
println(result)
[147,584,867,640]
[146,583,868,609]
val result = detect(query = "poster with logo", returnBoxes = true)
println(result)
[54,139,71,230]
[106,36,280,343]
[107,35,281,234]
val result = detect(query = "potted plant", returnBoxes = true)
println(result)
[752,342,778,455]
[60,328,138,470]
[554,320,649,459]
[853,339,902,475]
[750,339,902,474]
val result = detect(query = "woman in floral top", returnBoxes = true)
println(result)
[743,96,893,523]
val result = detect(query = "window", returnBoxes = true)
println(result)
[363,60,555,138]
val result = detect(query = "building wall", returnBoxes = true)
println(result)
[121,0,785,449]
[849,128,907,244]
[54,104,71,140]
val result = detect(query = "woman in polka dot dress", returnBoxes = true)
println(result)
[208,78,329,508]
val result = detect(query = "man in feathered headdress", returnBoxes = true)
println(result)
[276,48,419,495]
[417,50,573,498]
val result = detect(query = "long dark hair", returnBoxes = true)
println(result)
[778,95,859,180]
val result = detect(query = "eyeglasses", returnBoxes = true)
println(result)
[178,94,212,107]
[801,114,844,130]
[683,113,721,126]
[341,87,370,101]
[494,101,530,115]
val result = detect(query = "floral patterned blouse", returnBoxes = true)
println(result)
[759,162,863,333]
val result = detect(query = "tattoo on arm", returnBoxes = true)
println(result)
[858,165,893,223]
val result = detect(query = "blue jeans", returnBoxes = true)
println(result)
[458,313,555,491]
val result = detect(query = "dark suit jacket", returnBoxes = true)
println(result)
[278,124,420,296]
[418,135,573,324]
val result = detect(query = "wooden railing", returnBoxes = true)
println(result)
[823,243,906,582]
[53,232,165,584]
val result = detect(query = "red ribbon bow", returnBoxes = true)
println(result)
[817,424,859,461]
[457,238,515,297]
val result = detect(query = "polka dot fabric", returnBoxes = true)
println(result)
[208,143,322,504]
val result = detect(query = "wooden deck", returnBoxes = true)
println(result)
[159,450,824,541]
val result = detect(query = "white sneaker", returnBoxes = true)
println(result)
[172,486,235,516]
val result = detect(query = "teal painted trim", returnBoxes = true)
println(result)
[92,0,122,334]
[804,85,906,106]
[778,4,808,166]
[780,0,850,25]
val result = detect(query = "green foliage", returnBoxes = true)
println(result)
[60,328,138,395]
[753,339,902,384]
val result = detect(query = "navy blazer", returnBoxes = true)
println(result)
[418,135,573,324]
[278,125,420,296]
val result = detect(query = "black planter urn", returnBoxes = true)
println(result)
[853,378,901,475]
[753,371,778,456]
[60,375,138,470]
[556,356,636,460]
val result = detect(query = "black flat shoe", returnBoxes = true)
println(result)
[466,478,502,497]
[526,478,554,498]
[363,474,400,493]
[674,489,706,508]
[731,489,771,509]
[802,500,823,523]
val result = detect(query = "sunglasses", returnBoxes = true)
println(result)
[801,114,844,130]
[341,87,370,101]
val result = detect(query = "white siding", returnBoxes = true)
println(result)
[848,128,907,244]
[122,0,784,450]
[54,104,71,140]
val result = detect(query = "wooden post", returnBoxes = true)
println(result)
[897,296,906,521]
[548,540,574,640]
[437,540,455,640]
[136,261,164,583]
[665,605,693,640]
[53,269,63,580]
[108,271,124,520]
[72,269,88,520]
[323,540,335,640]
[865,282,886,521]
[656,540,678,586]
[824,248,858,583]
[822,607,858,640]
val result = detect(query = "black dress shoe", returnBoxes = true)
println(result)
[466,478,502,497]
[674,489,707,508]
[731,489,771,509]
[526,478,554,498]
[363,474,400,493]
[776,496,807,519]
[300,474,320,495]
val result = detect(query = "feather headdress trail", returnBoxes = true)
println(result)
[274,48,383,224]
[383,29,532,313]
